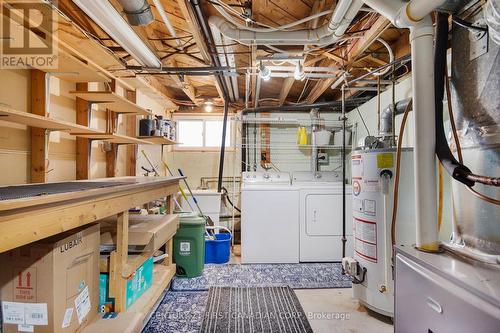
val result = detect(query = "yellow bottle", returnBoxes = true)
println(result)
[298,127,308,145]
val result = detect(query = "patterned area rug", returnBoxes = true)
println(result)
[143,291,208,333]
[143,263,351,332]
[201,286,313,333]
[171,263,351,291]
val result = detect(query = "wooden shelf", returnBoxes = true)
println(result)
[82,264,176,333]
[40,52,111,83]
[128,264,176,314]
[0,104,105,135]
[138,136,178,145]
[69,132,152,145]
[70,91,152,116]
[0,110,152,144]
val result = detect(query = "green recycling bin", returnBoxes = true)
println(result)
[173,213,206,278]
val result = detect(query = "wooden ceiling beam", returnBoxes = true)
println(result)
[305,16,391,103]
[166,58,199,105]
[323,51,346,64]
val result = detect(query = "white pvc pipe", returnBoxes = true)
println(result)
[208,0,363,45]
[410,19,439,251]
[372,37,394,76]
[407,0,446,22]
[333,0,365,36]
[362,0,446,27]
[361,0,442,251]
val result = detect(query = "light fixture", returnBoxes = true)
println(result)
[293,62,305,81]
[72,0,161,68]
[204,102,214,112]
[258,62,271,81]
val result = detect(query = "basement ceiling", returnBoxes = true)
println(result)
[38,0,412,111]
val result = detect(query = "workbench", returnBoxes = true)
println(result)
[0,176,182,329]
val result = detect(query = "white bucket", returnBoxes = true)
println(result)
[314,130,332,146]
[333,130,351,146]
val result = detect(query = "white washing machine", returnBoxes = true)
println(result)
[293,171,353,262]
[241,172,299,263]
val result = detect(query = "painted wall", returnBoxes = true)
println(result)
[159,114,241,190]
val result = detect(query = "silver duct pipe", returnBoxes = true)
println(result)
[379,98,412,136]
[118,0,154,26]
[208,0,364,45]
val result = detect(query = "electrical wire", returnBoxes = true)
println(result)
[221,186,241,212]
[452,16,488,32]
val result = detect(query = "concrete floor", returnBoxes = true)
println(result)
[231,246,393,333]
[296,288,393,333]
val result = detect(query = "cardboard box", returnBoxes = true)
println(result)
[100,214,179,252]
[0,224,100,333]
[98,257,153,312]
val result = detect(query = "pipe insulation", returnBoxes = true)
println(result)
[434,13,474,187]
[118,0,154,26]
[208,0,364,45]
[409,19,439,252]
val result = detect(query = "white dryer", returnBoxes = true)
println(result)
[293,171,353,262]
[241,172,299,263]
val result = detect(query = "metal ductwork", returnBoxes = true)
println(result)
[208,0,364,45]
[379,98,412,136]
[118,0,154,26]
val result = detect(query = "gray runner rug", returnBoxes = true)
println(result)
[200,286,313,333]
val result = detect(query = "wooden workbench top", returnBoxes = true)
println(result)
[0,176,183,211]
[0,176,182,252]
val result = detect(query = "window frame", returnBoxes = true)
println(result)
[174,114,234,152]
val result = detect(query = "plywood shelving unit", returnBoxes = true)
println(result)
[0,104,103,134]
[138,136,178,145]
[0,105,155,145]
[69,132,153,145]
[38,51,111,83]
[70,90,153,116]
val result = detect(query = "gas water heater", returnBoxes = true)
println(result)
[343,146,415,317]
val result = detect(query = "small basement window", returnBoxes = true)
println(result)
[176,117,231,150]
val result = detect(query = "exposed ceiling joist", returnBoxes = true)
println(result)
[278,0,326,106]
[176,0,225,101]
[305,16,391,103]
[166,58,199,104]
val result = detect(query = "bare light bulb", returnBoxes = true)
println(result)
[204,102,213,112]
